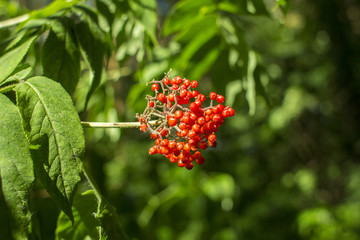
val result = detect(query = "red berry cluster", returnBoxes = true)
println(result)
[137,71,235,170]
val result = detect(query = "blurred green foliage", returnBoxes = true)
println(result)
[1,0,360,239]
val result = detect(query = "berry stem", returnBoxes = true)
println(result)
[81,120,158,128]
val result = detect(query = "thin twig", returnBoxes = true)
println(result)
[81,120,158,128]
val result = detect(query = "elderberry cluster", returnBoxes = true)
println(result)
[137,72,235,170]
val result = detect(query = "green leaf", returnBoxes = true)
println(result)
[162,0,214,36]
[218,16,249,76]
[130,0,158,44]
[96,0,116,28]
[97,198,127,240]
[276,0,289,14]
[0,36,36,85]
[15,76,85,221]
[246,51,257,115]
[73,5,109,110]
[55,190,102,240]
[0,29,28,54]
[217,1,248,15]
[25,0,82,23]
[254,65,272,107]
[42,18,80,94]
[1,64,32,86]
[172,16,218,70]
[251,0,270,16]
[0,183,13,240]
[0,94,35,239]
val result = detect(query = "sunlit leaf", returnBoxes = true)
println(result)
[246,51,257,115]
[0,36,36,85]
[1,64,32,85]
[25,0,82,23]
[15,77,85,221]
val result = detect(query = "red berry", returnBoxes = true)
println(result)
[181,129,188,137]
[180,89,187,97]
[212,106,219,114]
[205,109,213,115]
[160,146,170,155]
[172,84,179,90]
[157,93,167,103]
[176,142,184,151]
[197,117,205,125]
[176,76,183,84]
[168,93,175,102]
[174,110,184,119]
[149,146,157,155]
[169,155,178,163]
[188,130,196,138]
[140,123,147,132]
[182,96,190,105]
[161,129,168,136]
[149,101,155,108]
[213,114,222,123]
[181,116,190,124]
[179,122,187,130]
[163,77,170,85]
[191,90,199,98]
[216,95,225,103]
[168,141,176,149]
[209,92,217,100]
[216,104,225,112]
[151,83,159,91]
[177,160,186,167]
[161,139,169,146]
[194,151,202,159]
[196,157,205,165]
[150,133,158,139]
[192,124,201,132]
[171,78,177,85]
[189,112,197,121]
[189,102,198,112]
[208,134,216,142]
[183,143,191,152]
[168,117,177,126]
[228,108,235,116]
[190,81,198,88]
[209,140,217,148]
[183,79,191,87]
[194,99,202,107]
[199,141,208,150]
[185,163,194,170]
[222,109,231,118]
[197,94,206,102]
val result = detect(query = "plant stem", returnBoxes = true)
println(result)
[81,120,158,128]
[0,14,29,29]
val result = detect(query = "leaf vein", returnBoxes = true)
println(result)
[24,81,69,200]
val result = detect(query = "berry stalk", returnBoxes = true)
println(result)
[81,120,158,128]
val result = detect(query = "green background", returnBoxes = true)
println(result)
[1,0,360,239]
